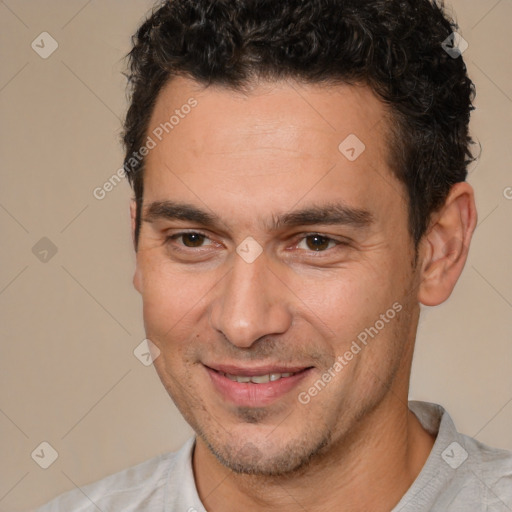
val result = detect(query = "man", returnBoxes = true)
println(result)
[36,0,512,510]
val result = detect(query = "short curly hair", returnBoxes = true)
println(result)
[122,0,475,252]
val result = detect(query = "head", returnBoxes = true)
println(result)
[123,0,477,476]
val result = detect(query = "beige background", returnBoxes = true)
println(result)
[0,1,511,510]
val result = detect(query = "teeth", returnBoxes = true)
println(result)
[223,372,296,383]
[250,374,270,383]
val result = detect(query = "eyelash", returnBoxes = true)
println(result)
[165,231,348,255]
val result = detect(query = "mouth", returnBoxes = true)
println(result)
[220,370,299,384]
[204,364,313,407]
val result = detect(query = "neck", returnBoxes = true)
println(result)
[193,394,436,512]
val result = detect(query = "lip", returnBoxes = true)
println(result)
[207,363,310,377]
[204,364,313,407]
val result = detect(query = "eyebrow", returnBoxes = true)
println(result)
[142,200,374,231]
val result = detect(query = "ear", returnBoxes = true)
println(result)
[417,182,478,306]
[130,198,137,251]
[130,198,143,294]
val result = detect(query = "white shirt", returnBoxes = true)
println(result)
[34,401,512,511]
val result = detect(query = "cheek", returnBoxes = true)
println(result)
[288,262,396,345]
[139,263,185,346]
[141,275,199,384]
[139,259,216,349]
[140,253,185,310]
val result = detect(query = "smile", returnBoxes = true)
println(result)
[205,365,312,407]
[221,371,297,383]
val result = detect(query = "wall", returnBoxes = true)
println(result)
[0,1,511,510]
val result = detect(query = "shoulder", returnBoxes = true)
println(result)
[407,401,512,510]
[460,432,512,507]
[34,438,195,512]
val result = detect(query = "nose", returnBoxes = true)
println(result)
[209,249,292,348]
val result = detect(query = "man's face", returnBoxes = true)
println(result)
[133,77,421,475]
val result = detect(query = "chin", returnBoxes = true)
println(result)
[198,426,334,477]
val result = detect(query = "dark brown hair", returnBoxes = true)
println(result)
[122,0,475,250]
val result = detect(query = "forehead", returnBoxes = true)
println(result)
[142,76,406,232]
[148,76,390,156]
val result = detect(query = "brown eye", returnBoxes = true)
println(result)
[304,235,332,251]
[181,233,206,247]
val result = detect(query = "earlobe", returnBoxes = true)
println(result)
[417,182,478,306]
[130,198,137,252]
[133,266,143,294]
